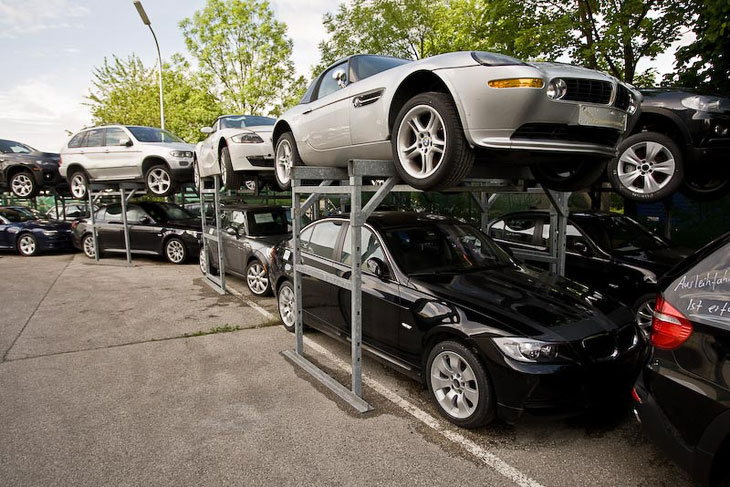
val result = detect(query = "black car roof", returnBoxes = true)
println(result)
[327,211,464,230]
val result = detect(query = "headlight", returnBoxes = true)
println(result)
[184,230,201,237]
[493,337,562,363]
[42,230,58,236]
[627,93,638,115]
[546,78,567,100]
[230,133,264,144]
[681,95,730,114]
[170,151,193,158]
[488,78,544,89]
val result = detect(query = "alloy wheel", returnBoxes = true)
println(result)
[276,139,293,186]
[166,239,185,263]
[199,248,208,274]
[635,298,656,337]
[220,160,228,187]
[83,235,96,259]
[71,174,87,198]
[245,180,257,192]
[618,141,675,195]
[278,284,295,329]
[247,262,269,295]
[147,168,171,195]
[11,173,34,197]
[396,105,447,179]
[430,350,479,419]
[18,234,36,256]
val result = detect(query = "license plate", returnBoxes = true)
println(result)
[578,105,626,130]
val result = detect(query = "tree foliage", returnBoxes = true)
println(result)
[664,0,730,95]
[180,0,306,116]
[86,54,222,143]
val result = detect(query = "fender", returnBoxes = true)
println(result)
[635,106,693,147]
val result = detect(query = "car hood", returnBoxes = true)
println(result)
[247,233,290,246]
[408,265,633,342]
[21,219,72,231]
[10,152,60,165]
[612,246,690,276]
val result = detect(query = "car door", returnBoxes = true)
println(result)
[334,224,404,358]
[96,205,123,251]
[127,205,160,253]
[300,61,353,152]
[220,210,247,275]
[104,127,141,180]
[80,128,108,180]
[0,212,11,248]
[348,55,402,145]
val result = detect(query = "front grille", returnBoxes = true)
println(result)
[615,84,631,110]
[582,333,616,360]
[512,123,621,146]
[563,78,613,104]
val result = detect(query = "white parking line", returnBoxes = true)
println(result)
[229,283,544,487]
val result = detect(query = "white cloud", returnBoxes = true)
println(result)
[0,0,90,38]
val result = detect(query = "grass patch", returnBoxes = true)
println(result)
[182,324,242,337]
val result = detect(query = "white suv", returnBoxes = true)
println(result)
[59,125,195,198]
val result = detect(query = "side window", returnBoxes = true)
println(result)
[84,129,104,148]
[105,128,128,146]
[316,62,347,100]
[299,225,314,251]
[541,220,589,252]
[105,204,122,222]
[229,211,245,230]
[340,226,386,267]
[68,132,87,149]
[307,221,343,260]
[94,208,107,221]
[126,206,147,223]
[500,217,538,245]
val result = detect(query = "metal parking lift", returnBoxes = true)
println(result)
[198,176,226,294]
[284,159,571,413]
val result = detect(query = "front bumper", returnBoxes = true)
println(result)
[169,161,194,183]
[38,232,74,252]
[228,142,275,172]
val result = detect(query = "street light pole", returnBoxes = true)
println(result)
[133,0,164,130]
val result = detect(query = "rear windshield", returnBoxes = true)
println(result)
[247,209,288,236]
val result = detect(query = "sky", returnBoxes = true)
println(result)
[0,0,691,153]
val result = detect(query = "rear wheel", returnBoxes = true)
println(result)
[392,92,474,190]
[82,234,96,259]
[633,294,656,339]
[274,132,300,191]
[9,171,37,198]
[145,165,175,197]
[17,233,38,256]
[69,171,89,199]
[164,238,187,264]
[531,159,607,192]
[220,146,242,190]
[277,280,296,332]
[680,170,730,201]
[426,340,495,428]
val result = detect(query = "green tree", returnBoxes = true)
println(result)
[664,0,730,95]
[180,0,306,117]
[87,54,222,143]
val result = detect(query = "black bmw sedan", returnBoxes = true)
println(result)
[270,212,647,428]
[72,201,201,264]
[0,139,65,198]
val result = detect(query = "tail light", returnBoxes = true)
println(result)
[651,295,693,350]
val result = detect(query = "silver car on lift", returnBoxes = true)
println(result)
[272,52,641,191]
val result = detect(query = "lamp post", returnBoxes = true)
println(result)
[133,0,164,130]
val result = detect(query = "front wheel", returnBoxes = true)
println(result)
[246,259,271,296]
[9,171,37,198]
[426,340,495,428]
[69,171,89,199]
[392,92,474,190]
[17,233,38,256]
[531,159,607,192]
[274,132,301,191]
[164,238,187,264]
[277,280,296,332]
[145,165,175,197]
[608,132,684,202]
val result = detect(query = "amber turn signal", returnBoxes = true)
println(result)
[488,78,544,89]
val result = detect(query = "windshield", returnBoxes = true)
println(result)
[0,208,36,223]
[572,214,668,253]
[247,209,288,236]
[383,223,514,275]
[140,202,194,222]
[220,116,275,129]
[126,126,184,143]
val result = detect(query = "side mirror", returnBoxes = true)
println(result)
[365,257,388,280]
[200,127,214,134]
[139,216,151,225]
[333,68,347,89]
[119,137,132,147]
[225,227,238,237]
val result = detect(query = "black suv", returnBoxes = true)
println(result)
[633,231,730,487]
[608,89,730,202]
[488,210,688,332]
[0,139,64,198]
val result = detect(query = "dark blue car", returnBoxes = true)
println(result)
[0,206,74,256]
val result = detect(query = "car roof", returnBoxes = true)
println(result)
[325,211,465,230]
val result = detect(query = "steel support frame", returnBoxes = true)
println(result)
[87,182,143,264]
[199,176,226,294]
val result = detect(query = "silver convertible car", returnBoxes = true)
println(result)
[272,52,642,191]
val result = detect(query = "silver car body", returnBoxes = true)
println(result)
[59,125,195,182]
[274,51,642,169]
[195,115,276,178]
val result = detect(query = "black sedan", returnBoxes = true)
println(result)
[488,210,688,333]
[72,202,201,264]
[269,212,646,428]
[0,139,65,198]
[0,206,73,256]
[199,205,289,296]
[633,231,730,487]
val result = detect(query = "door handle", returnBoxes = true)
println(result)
[302,109,312,115]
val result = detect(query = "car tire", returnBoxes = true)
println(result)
[277,280,296,333]
[246,259,271,296]
[68,170,89,199]
[632,293,657,338]
[274,131,300,191]
[9,171,38,198]
[244,179,258,192]
[164,237,187,264]
[680,170,730,201]
[17,233,38,256]
[392,92,474,190]
[145,164,176,197]
[608,132,684,202]
[220,146,242,190]
[530,159,607,192]
[426,340,495,428]
[82,233,97,259]
[198,246,219,275]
